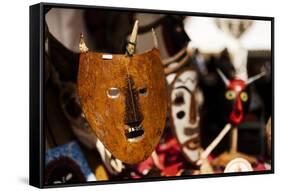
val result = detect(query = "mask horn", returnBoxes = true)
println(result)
[151,28,158,49]
[216,68,230,86]
[79,33,89,53]
[126,20,139,56]
[246,70,266,85]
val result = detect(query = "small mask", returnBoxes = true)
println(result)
[217,69,265,125]
[170,69,203,163]
[224,79,249,125]
[78,21,168,164]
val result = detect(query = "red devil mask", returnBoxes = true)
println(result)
[224,79,248,125]
[217,69,265,126]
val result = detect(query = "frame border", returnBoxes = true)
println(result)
[29,2,274,189]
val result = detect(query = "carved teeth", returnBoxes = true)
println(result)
[125,125,145,142]
[126,126,144,135]
[128,127,137,132]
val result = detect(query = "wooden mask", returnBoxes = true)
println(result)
[170,69,203,164]
[77,21,168,164]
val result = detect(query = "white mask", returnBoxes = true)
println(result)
[170,69,203,163]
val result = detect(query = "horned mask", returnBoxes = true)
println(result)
[217,68,265,125]
[77,21,168,164]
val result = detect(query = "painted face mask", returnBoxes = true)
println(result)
[170,69,203,163]
[224,79,249,125]
[77,21,168,164]
[217,69,265,126]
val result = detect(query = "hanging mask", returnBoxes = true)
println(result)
[77,21,168,164]
[217,69,265,126]
[170,69,203,163]
[60,82,97,149]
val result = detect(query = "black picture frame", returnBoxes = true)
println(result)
[30,2,274,188]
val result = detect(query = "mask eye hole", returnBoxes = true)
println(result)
[107,88,120,98]
[173,92,185,106]
[225,90,236,100]
[176,111,185,119]
[240,92,248,102]
[139,87,148,96]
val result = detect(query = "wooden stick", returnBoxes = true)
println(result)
[230,126,238,153]
[197,123,231,165]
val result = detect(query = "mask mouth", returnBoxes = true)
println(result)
[125,125,144,142]
[184,127,199,136]
[183,137,200,150]
[234,109,241,116]
[230,108,244,125]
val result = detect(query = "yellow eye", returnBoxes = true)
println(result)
[225,90,236,100]
[240,92,248,102]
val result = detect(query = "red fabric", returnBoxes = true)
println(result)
[133,136,186,177]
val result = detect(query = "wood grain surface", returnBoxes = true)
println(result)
[78,48,168,164]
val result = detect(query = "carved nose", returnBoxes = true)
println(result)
[189,93,197,124]
[124,75,144,127]
[124,91,144,127]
